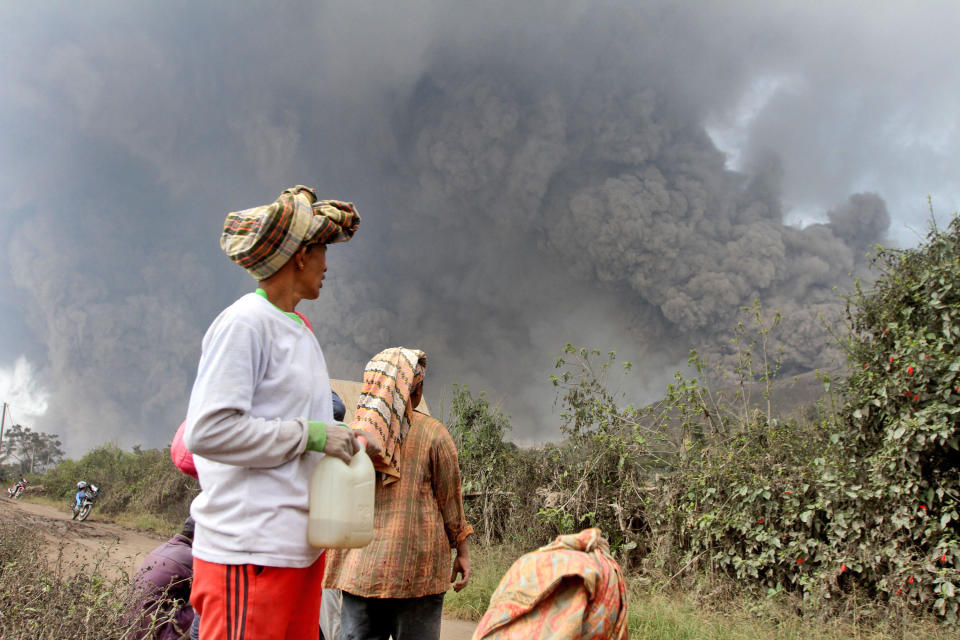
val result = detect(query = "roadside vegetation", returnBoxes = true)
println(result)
[0,517,180,640]
[447,212,960,631]
[16,212,960,636]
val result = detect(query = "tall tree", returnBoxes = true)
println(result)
[1,424,65,473]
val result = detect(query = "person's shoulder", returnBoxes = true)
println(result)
[148,536,194,564]
[412,410,444,429]
[221,292,272,321]
[170,533,193,547]
[207,293,274,334]
[413,411,455,443]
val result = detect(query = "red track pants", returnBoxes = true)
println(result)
[191,553,325,640]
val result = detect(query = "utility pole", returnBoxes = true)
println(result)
[0,401,6,454]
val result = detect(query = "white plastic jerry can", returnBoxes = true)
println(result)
[307,449,376,549]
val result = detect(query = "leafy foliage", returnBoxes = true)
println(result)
[541,346,681,564]
[832,214,960,618]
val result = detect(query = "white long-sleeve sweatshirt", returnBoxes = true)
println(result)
[184,292,333,567]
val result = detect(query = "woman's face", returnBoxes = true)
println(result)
[297,243,327,299]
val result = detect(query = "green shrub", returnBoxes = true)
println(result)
[830,214,960,618]
[647,213,960,619]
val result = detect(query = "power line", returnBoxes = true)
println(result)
[0,405,24,433]
[1,404,31,455]
[0,399,43,417]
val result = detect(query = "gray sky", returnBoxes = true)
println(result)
[1,1,958,454]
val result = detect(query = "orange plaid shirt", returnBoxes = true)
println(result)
[322,410,473,598]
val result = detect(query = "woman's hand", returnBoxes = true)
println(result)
[322,425,361,463]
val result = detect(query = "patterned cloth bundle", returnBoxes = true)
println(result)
[472,528,628,640]
[352,347,427,485]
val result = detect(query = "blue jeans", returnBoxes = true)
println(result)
[339,591,444,640]
[190,613,200,640]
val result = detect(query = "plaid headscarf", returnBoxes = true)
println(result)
[220,185,360,280]
[351,347,427,485]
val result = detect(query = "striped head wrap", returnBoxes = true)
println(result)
[351,347,427,485]
[220,185,360,280]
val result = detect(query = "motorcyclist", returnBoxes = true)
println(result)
[74,480,98,509]
[8,477,27,498]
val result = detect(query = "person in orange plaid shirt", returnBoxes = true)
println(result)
[323,347,473,640]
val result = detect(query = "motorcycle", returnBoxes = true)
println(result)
[7,483,26,499]
[72,484,99,521]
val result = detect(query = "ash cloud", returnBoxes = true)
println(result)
[305,58,889,430]
[1,1,956,452]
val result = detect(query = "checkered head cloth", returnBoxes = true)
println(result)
[220,185,361,280]
[352,347,427,485]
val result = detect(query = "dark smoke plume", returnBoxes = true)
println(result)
[8,0,947,453]
[299,59,888,437]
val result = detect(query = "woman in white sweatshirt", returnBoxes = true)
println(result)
[184,185,375,640]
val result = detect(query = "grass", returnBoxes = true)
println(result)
[21,493,78,511]
[625,592,948,640]
[444,543,953,639]
[444,542,523,621]
[110,511,180,536]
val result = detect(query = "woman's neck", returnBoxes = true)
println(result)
[257,282,299,312]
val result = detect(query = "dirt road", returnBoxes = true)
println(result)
[0,498,478,640]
